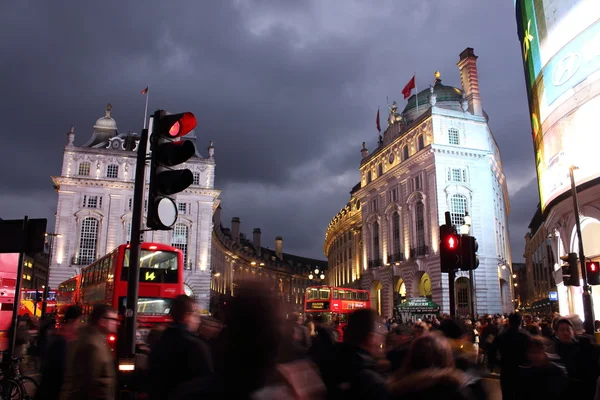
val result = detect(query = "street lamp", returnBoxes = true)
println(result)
[308,267,325,282]
[43,232,62,315]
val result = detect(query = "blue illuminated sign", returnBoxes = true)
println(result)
[540,20,600,106]
[549,291,558,301]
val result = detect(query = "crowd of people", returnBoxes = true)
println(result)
[10,281,600,399]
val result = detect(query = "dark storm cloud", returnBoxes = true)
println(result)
[1,0,537,260]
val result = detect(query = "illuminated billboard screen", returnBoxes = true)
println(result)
[515,0,600,211]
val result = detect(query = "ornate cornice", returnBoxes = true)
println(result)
[430,145,487,159]
[51,176,220,198]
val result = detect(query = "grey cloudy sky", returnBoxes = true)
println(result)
[0,0,537,261]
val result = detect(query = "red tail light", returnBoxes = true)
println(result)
[108,334,116,342]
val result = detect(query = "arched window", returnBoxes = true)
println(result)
[392,212,401,259]
[78,162,91,176]
[78,217,98,265]
[172,223,189,268]
[450,194,468,229]
[403,145,409,160]
[417,135,424,150]
[415,201,426,251]
[106,164,119,178]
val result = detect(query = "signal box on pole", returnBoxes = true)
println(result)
[561,253,580,286]
[586,261,600,285]
[440,224,461,273]
[147,110,197,230]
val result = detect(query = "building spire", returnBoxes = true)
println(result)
[106,103,112,118]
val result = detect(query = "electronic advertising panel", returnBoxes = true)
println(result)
[515,0,600,211]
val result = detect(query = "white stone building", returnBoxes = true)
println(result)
[48,104,220,313]
[325,48,514,318]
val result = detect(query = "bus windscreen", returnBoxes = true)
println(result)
[121,250,179,283]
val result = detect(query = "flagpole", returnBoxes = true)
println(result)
[143,85,150,129]
[415,73,418,115]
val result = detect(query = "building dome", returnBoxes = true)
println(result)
[402,78,463,114]
[93,103,117,132]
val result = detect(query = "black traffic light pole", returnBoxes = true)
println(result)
[124,126,149,357]
[569,166,594,334]
[445,212,457,318]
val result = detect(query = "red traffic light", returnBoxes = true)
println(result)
[155,111,197,138]
[443,234,459,251]
[589,262,598,272]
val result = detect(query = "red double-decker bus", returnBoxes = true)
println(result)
[58,242,185,351]
[56,275,81,322]
[304,286,370,339]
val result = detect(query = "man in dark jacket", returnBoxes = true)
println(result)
[328,309,389,400]
[490,313,530,400]
[148,295,213,400]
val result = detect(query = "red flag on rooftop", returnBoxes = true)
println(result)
[402,75,415,99]
[376,109,381,133]
[141,87,149,95]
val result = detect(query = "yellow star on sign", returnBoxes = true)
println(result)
[523,19,534,61]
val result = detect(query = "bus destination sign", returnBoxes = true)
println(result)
[307,301,330,310]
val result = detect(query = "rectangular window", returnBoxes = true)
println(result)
[371,198,378,212]
[452,169,462,182]
[82,195,102,209]
[106,164,119,179]
[128,198,133,211]
[403,145,409,160]
[388,188,398,203]
[448,128,460,145]
[177,202,187,215]
[414,175,422,190]
[448,168,468,183]
[78,162,91,176]
[193,172,200,185]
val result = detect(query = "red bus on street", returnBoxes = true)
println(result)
[304,286,370,339]
[19,289,57,317]
[58,242,185,352]
[56,275,81,321]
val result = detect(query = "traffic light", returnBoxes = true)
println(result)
[560,253,580,286]
[460,236,479,271]
[440,224,461,273]
[586,261,600,285]
[147,110,197,230]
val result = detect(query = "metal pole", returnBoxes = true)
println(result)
[124,127,149,357]
[569,166,595,334]
[42,235,53,316]
[9,217,28,360]
[468,268,476,320]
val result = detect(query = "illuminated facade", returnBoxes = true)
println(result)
[515,1,600,319]
[324,183,363,289]
[210,206,328,313]
[325,48,514,318]
[49,104,220,313]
